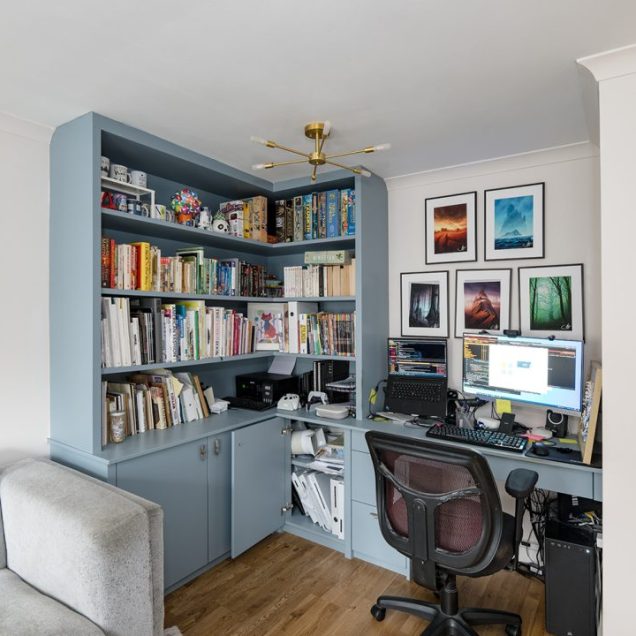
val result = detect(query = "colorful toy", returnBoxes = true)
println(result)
[170,188,201,226]
[211,211,229,233]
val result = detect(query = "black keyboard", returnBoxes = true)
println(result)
[390,380,442,402]
[427,424,527,453]
[223,396,273,411]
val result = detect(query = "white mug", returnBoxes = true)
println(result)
[100,156,110,177]
[130,170,147,187]
[110,164,131,183]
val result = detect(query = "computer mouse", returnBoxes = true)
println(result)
[532,443,550,457]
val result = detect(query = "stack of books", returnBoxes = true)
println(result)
[102,370,210,445]
[283,261,355,297]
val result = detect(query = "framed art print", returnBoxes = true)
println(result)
[401,271,449,337]
[484,182,544,261]
[518,264,584,340]
[454,268,511,338]
[425,191,477,264]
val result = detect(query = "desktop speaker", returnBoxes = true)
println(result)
[546,410,568,438]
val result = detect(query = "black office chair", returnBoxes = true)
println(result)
[366,431,538,636]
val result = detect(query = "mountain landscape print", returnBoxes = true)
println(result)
[494,195,534,250]
[433,203,468,254]
[464,281,501,330]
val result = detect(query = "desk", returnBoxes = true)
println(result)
[50,407,602,589]
[278,410,603,502]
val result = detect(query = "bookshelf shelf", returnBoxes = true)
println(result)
[101,351,357,376]
[100,288,355,303]
[102,209,356,256]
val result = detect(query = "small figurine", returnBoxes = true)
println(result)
[211,211,229,233]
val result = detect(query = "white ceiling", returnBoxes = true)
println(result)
[2,1,636,180]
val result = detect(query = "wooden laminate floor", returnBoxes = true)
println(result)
[165,533,547,635]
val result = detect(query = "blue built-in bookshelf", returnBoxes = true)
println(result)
[49,112,388,461]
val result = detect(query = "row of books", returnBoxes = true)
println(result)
[101,370,210,445]
[101,297,256,368]
[101,240,268,297]
[274,189,355,242]
[283,260,356,298]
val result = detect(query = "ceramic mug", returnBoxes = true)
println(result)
[100,156,110,177]
[113,193,127,212]
[110,164,131,183]
[130,170,147,187]
[153,204,167,220]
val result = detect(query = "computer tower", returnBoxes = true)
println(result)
[545,527,597,636]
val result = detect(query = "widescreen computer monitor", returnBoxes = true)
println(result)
[462,333,583,413]
[388,338,447,378]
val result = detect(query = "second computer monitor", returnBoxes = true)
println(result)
[388,337,447,378]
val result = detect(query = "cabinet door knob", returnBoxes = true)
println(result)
[199,444,207,460]
[213,438,221,455]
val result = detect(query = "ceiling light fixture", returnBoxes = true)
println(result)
[250,121,390,181]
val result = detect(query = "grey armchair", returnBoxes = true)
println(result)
[0,458,164,635]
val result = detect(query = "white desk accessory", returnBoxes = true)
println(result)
[210,399,229,414]
[315,404,350,420]
[278,393,300,411]
[531,427,554,440]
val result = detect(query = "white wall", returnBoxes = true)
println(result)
[0,113,52,467]
[386,142,601,429]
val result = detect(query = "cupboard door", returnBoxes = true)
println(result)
[231,417,288,558]
[208,432,231,562]
[116,440,208,589]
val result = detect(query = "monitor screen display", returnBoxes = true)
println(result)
[462,333,583,413]
[388,338,447,378]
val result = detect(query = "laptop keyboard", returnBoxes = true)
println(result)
[390,380,443,402]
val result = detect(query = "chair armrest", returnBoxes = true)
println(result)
[505,468,538,499]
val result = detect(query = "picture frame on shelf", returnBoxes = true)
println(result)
[484,182,544,261]
[425,191,477,264]
[518,263,584,340]
[247,302,286,351]
[454,268,511,338]
[400,271,449,337]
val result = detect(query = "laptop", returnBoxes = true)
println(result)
[385,338,448,419]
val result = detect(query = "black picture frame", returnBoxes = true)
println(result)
[400,271,449,337]
[425,191,477,264]
[484,182,545,261]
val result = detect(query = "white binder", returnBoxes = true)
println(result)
[287,302,318,354]
[308,471,333,532]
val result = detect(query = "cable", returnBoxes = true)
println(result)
[521,488,554,579]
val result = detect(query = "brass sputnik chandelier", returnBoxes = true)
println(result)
[250,121,390,181]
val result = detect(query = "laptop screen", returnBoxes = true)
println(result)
[388,338,447,378]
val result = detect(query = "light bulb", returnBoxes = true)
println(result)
[359,169,371,177]
[250,136,268,145]
[252,163,267,170]
[372,143,391,152]
[323,121,331,137]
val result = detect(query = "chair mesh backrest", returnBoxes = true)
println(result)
[383,450,483,553]
[366,431,503,574]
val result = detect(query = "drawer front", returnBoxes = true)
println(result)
[352,501,407,575]
[352,450,377,506]
[352,430,369,453]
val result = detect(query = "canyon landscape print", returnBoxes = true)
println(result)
[433,203,468,254]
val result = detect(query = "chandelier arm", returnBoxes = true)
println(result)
[323,159,365,175]
[325,148,374,160]
[267,158,311,168]
[311,165,317,181]
[268,142,310,158]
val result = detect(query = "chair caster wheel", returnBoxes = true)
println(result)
[505,625,521,636]
[371,604,386,622]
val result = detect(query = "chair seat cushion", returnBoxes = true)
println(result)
[0,569,104,636]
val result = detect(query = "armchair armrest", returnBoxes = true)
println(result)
[505,468,538,499]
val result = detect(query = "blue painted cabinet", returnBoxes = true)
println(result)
[208,432,231,562]
[116,439,209,588]
[231,417,289,558]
